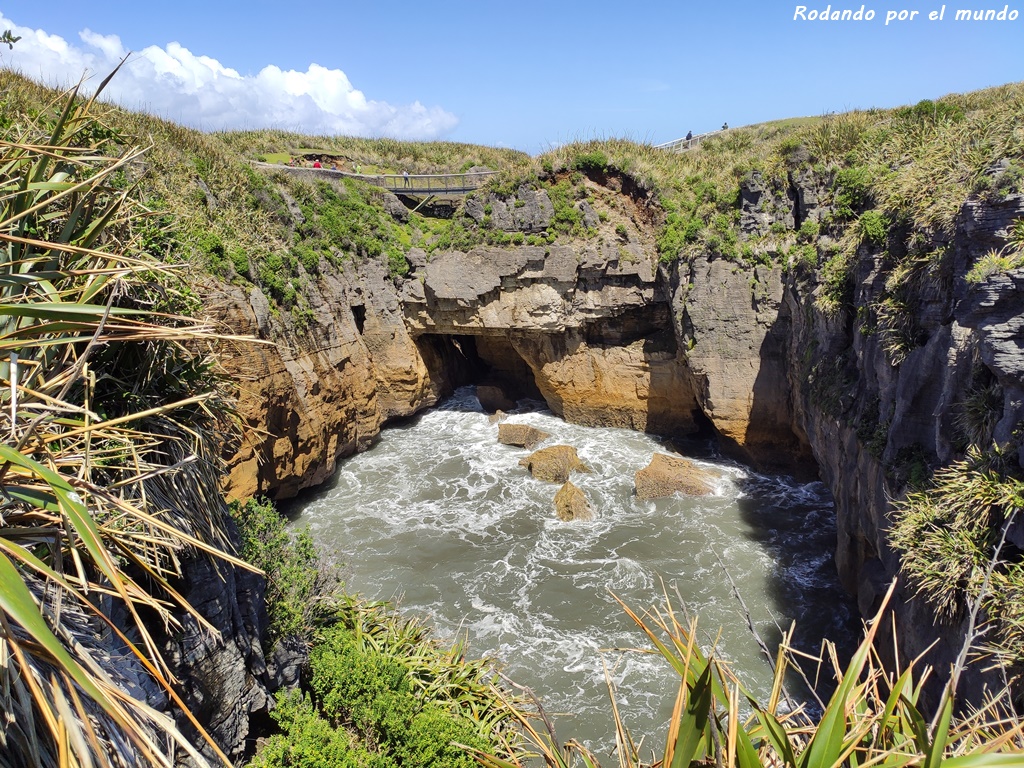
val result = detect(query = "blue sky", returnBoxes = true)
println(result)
[1,1,1020,153]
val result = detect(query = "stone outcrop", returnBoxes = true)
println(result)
[634,453,716,499]
[519,445,590,483]
[209,257,457,501]
[477,383,516,412]
[673,259,812,472]
[554,481,594,521]
[498,423,551,449]
[403,238,703,436]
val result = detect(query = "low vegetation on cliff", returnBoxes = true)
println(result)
[231,497,524,768]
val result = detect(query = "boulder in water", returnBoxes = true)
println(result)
[488,410,507,424]
[498,423,551,449]
[476,383,516,413]
[554,481,594,522]
[634,453,715,499]
[519,445,590,483]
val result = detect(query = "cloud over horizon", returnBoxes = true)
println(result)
[0,14,459,139]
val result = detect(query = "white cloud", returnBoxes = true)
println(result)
[0,14,459,139]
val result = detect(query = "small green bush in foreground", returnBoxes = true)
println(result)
[233,497,521,768]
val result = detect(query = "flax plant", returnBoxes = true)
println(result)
[472,581,1024,768]
[0,75,250,766]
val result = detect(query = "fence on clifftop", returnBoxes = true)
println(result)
[253,162,496,195]
[654,129,726,152]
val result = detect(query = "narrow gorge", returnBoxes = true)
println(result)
[208,158,1024,716]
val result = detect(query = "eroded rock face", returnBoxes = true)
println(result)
[497,423,551,449]
[519,445,590,483]
[477,383,517,412]
[403,235,704,437]
[209,257,450,501]
[780,191,1024,708]
[634,453,716,499]
[163,550,271,763]
[672,258,812,472]
[554,481,594,521]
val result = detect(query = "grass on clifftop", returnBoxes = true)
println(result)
[215,129,532,176]
[538,83,1024,270]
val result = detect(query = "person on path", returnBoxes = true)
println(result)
[721,122,728,131]
[312,159,322,168]
[403,170,410,187]
[685,130,693,142]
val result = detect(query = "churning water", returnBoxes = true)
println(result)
[293,386,858,754]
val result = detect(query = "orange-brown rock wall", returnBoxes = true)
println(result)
[207,257,447,501]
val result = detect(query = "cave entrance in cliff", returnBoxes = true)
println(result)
[416,333,542,409]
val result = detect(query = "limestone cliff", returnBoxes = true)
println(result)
[207,257,452,500]
[208,165,1024,711]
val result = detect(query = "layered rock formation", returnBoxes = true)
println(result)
[208,169,1024,714]
[207,257,454,500]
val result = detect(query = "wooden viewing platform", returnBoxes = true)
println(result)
[254,162,496,196]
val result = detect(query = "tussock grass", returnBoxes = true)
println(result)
[0,70,250,766]
[474,584,1024,768]
[891,450,1024,646]
[215,129,532,176]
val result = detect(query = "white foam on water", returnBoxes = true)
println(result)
[294,386,857,750]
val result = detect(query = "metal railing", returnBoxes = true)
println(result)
[356,171,496,194]
[654,129,725,153]
[255,162,496,195]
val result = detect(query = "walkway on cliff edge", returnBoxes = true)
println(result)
[252,162,497,195]
[654,128,726,152]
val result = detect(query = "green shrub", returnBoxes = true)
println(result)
[229,246,251,278]
[571,150,608,175]
[311,627,415,739]
[254,620,499,768]
[398,704,487,768]
[857,209,887,247]
[895,98,965,125]
[816,249,854,316]
[229,497,328,645]
[832,166,874,219]
[797,218,820,243]
[251,691,391,768]
[547,180,585,236]
[292,242,322,274]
